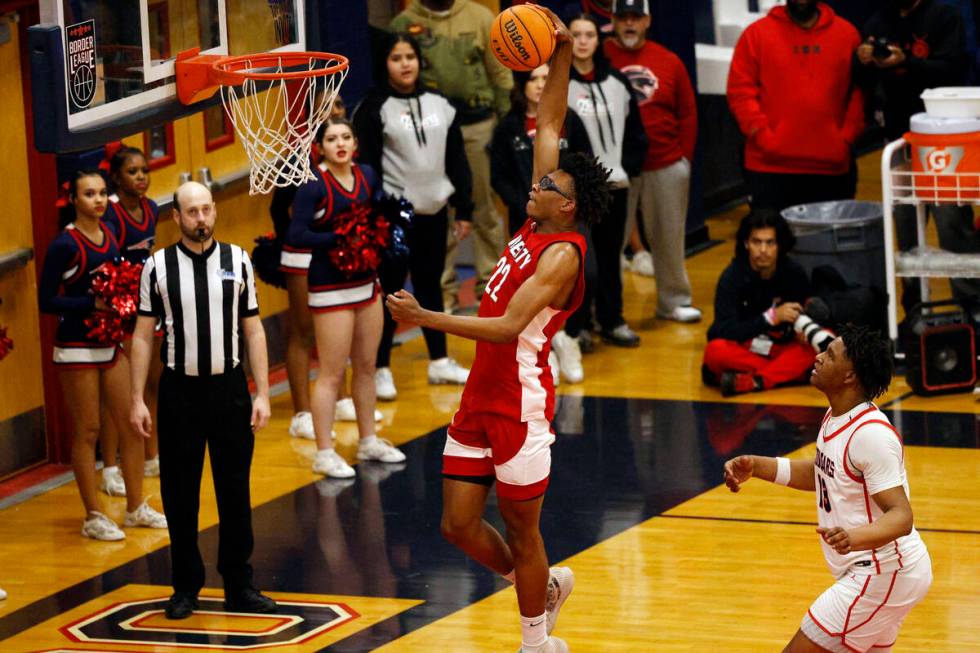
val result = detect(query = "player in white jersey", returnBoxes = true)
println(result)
[723,325,931,653]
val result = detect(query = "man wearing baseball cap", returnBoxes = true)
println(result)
[604,0,702,325]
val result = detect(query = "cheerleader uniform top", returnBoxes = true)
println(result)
[275,153,319,274]
[38,222,121,347]
[288,162,383,290]
[102,194,158,263]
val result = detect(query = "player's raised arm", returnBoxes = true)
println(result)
[723,455,816,492]
[386,242,580,344]
[532,6,572,183]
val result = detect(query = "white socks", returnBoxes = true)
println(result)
[520,612,547,652]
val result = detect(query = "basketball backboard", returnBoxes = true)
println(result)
[31,0,321,153]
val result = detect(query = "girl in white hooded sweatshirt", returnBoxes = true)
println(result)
[353,32,474,401]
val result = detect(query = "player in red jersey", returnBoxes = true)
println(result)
[387,8,611,653]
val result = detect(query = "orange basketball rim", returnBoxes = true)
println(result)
[174,47,349,195]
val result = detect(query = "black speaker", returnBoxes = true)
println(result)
[904,301,977,396]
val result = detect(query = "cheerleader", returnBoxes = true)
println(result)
[288,118,406,478]
[98,146,162,496]
[274,98,380,440]
[38,169,167,540]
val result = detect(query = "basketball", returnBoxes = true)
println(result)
[489,5,556,72]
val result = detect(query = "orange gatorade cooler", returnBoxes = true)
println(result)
[906,113,980,202]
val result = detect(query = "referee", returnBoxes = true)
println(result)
[130,181,276,620]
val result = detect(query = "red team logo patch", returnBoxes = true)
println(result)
[620,65,659,105]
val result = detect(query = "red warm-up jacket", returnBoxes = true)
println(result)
[727,4,864,176]
[604,38,697,172]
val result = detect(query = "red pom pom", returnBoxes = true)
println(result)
[84,311,126,346]
[87,259,143,343]
[327,203,391,278]
[0,325,13,361]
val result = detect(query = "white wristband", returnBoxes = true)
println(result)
[774,457,791,486]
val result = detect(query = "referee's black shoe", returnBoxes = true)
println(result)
[224,588,278,614]
[165,592,198,619]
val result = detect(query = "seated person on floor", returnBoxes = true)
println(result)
[703,209,834,396]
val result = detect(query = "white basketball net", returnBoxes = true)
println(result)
[219,55,347,195]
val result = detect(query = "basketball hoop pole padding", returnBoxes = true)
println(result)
[176,48,225,105]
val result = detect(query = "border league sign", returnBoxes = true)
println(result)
[66,20,97,110]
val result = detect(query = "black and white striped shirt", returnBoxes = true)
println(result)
[138,241,259,376]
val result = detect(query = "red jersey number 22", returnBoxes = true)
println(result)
[487,256,512,303]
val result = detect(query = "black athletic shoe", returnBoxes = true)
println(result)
[600,324,641,348]
[165,592,198,620]
[224,588,278,614]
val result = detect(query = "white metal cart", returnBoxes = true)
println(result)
[880,137,980,345]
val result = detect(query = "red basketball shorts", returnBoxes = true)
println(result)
[443,408,555,500]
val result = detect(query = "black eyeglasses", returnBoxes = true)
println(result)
[538,175,573,200]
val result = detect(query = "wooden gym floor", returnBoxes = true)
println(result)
[0,151,978,652]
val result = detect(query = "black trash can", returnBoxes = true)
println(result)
[781,200,885,293]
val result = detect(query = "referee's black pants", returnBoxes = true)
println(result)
[158,366,255,595]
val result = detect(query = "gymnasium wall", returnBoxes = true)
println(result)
[0,13,47,478]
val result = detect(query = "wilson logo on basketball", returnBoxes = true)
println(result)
[505,19,532,62]
[490,6,555,72]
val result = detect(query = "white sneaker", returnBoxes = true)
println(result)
[123,499,168,529]
[657,305,702,323]
[335,397,383,422]
[551,332,583,384]
[360,461,406,483]
[100,467,126,497]
[312,448,355,478]
[548,351,560,387]
[357,436,407,463]
[545,566,574,635]
[315,477,355,497]
[289,411,315,440]
[630,250,654,277]
[0,587,6,600]
[82,511,126,541]
[519,636,569,653]
[376,367,397,401]
[428,357,469,385]
[143,456,160,477]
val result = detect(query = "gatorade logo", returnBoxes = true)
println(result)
[920,146,964,174]
[505,19,532,62]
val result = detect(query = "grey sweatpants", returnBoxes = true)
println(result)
[624,158,694,314]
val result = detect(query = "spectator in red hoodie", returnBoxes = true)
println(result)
[727,0,865,213]
[604,0,702,324]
